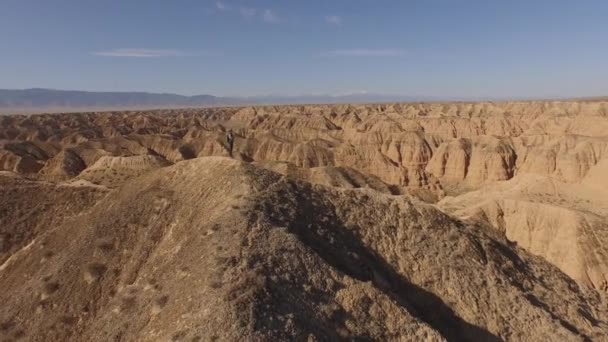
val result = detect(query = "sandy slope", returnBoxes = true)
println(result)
[0,157,606,341]
[439,170,608,292]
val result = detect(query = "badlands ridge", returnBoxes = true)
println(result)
[1,101,607,341]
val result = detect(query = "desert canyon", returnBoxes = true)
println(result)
[1,100,608,341]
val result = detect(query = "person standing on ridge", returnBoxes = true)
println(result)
[226,129,235,157]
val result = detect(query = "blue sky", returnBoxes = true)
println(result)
[1,0,607,98]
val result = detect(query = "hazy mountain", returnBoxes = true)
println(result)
[0,89,436,112]
[0,88,228,108]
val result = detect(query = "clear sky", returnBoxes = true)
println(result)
[1,0,607,98]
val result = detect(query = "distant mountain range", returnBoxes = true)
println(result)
[0,89,228,109]
[0,88,435,112]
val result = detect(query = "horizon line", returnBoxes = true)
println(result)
[1,87,606,103]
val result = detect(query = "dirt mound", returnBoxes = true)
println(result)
[255,160,404,194]
[0,157,606,341]
[77,155,172,187]
[39,149,87,179]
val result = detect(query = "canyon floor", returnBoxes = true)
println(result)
[1,101,607,341]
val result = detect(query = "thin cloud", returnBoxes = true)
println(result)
[325,15,342,25]
[240,7,256,17]
[262,9,280,23]
[214,3,280,24]
[93,49,193,58]
[216,1,229,11]
[321,49,406,57]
